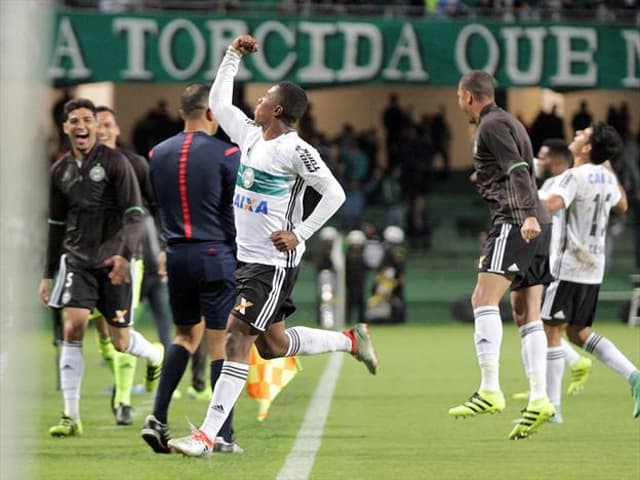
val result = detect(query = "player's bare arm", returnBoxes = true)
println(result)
[602,161,629,215]
[39,278,52,307]
[104,255,131,285]
[270,230,299,252]
[543,195,566,216]
[520,216,541,243]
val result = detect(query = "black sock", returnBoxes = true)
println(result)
[152,344,190,424]
[211,359,234,442]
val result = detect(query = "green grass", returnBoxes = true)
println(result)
[27,321,640,480]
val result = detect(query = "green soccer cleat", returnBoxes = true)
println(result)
[144,343,164,393]
[448,390,505,418]
[630,370,640,418]
[508,397,555,440]
[567,356,592,395]
[49,415,83,437]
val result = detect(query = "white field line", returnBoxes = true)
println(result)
[276,352,344,480]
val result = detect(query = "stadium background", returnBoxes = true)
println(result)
[0,1,638,479]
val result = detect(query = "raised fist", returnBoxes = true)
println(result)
[231,35,259,55]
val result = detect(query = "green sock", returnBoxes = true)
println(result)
[629,370,640,386]
[113,352,137,407]
[98,337,116,374]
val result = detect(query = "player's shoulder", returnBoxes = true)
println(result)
[149,134,180,158]
[284,132,320,158]
[99,144,130,170]
[285,134,325,171]
[50,154,71,175]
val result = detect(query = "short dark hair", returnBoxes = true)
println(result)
[459,71,495,101]
[543,138,572,165]
[63,98,96,122]
[275,81,308,126]
[180,83,209,119]
[96,105,116,117]
[589,121,623,165]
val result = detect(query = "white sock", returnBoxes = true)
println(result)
[473,306,502,392]
[125,330,161,364]
[585,332,638,380]
[284,327,352,356]
[519,321,548,402]
[200,361,248,440]
[60,341,83,421]
[561,338,580,366]
[546,346,565,407]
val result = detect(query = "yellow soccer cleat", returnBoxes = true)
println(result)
[49,415,83,437]
[448,390,505,418]
[567,356,592,395]
[508,397,555,440]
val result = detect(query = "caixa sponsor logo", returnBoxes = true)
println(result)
[233,193,268,214]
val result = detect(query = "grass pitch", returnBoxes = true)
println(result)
[31,321,640,480]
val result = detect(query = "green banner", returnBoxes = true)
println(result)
[50,11,640,89]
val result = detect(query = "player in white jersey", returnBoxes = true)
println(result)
[535,139,593,422]
[168,35,379,457]
[541,122,640,420]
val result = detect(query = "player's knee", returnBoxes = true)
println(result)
[566,326,586,347]
[256,344,282,360]
[63,323,85,342]
[471,288,488,309]
[111,336,129,352]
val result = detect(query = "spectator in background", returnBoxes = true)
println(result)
[571,100,593,134]
[383,93,409,170]
[299,101,317,141]
[51,87,74,151]
[345,230,368,325]
[431,105,453,178]
[530,105,565,154]
[132,100,181,157]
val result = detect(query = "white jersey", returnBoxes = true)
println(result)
[210,51,345,268]
[538,172,569,278]
[548,163,621,284]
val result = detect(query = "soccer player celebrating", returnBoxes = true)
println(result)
[541,123,640,418]
[449,71,555,440]
[39,98,164,436]
[168,35,378,457]
[535,139,592,423]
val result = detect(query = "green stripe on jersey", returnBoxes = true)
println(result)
[236,163,293,197]
[507,161,529,175]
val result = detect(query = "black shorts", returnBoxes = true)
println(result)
[48,254,137,328]
[231,262,298,332]
[478,223,553,291]
[166,241,236,330]
[541,280,600,327]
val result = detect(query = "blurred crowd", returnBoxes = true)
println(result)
[57,0,639,22]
